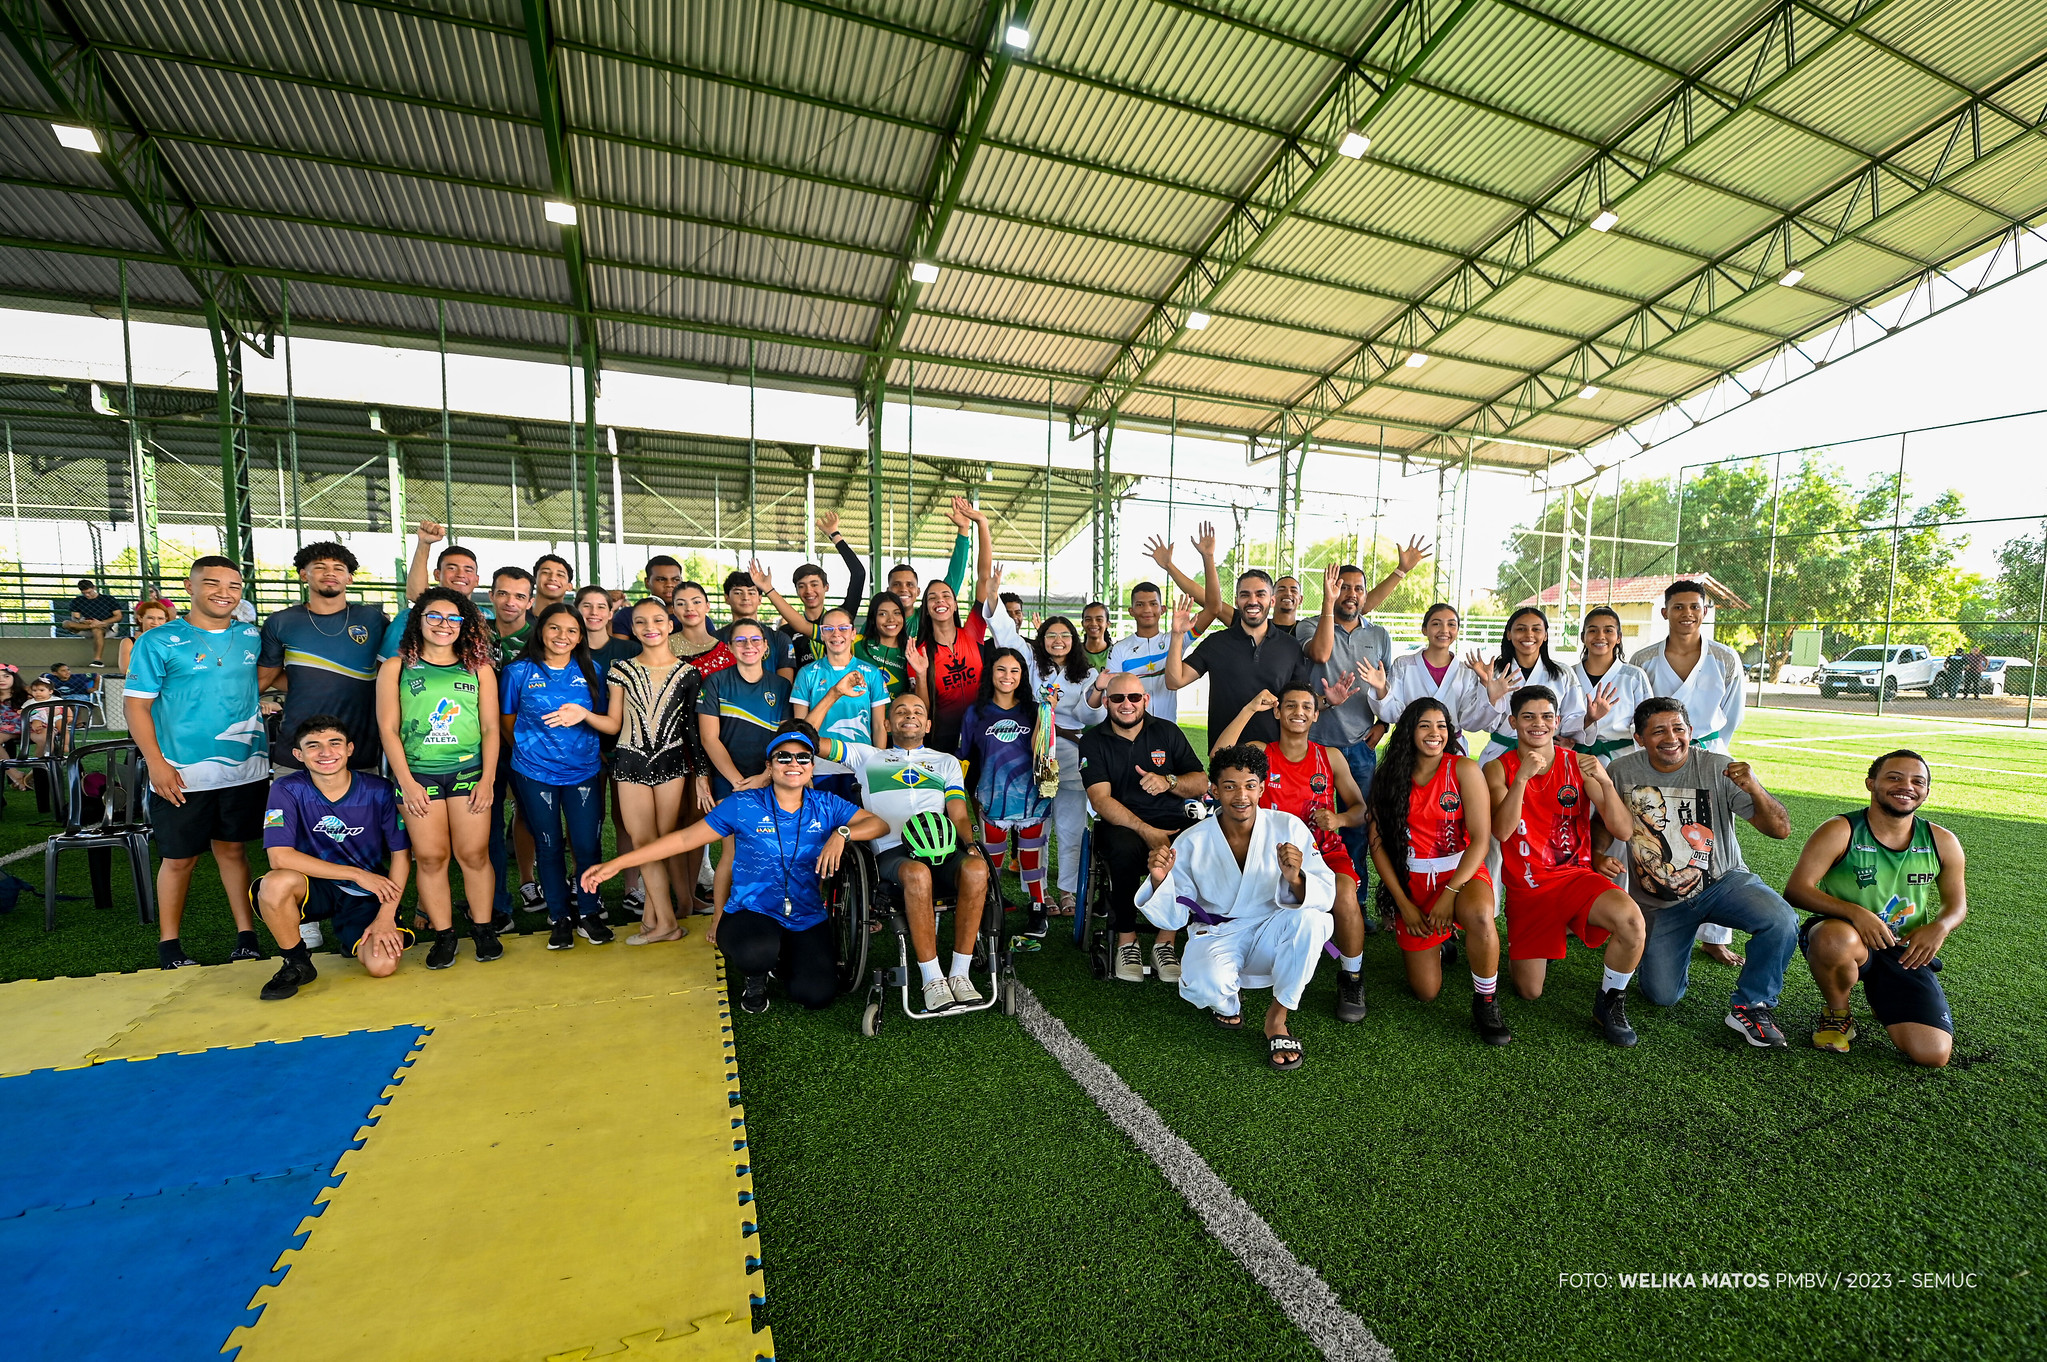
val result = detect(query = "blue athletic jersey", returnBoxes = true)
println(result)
[259,603,387,765]
[702,667,788,777]
[262,769,409,895]
[790,657,889,748]
[500,657,607,784]
[703,787,860,929]
[124,619,268,789]
[955,700,1046,824]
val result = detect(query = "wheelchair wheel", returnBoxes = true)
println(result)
[829,842,874,992]
[859,1002,881,1037]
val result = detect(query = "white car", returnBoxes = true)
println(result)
[1816,645,1939,701]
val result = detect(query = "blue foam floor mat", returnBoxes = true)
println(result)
[0,1026,427,1216]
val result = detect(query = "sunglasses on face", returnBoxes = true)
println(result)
[770,750,814,765]
[1107,692,1145,703]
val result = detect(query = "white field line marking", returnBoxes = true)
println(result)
[1745,728,1987,746]
[1012,982,1393,1362]
[1748,743,2047,779]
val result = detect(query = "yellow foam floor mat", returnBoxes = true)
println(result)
[0,932,768,1362]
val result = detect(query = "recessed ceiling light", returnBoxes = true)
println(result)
[1580,384,1600,398]
[910,261,941,284]
[1186,310,1211,330]
[1590,209,1619,233]
[543,200,578,226]
[51,123,100,153]
[1404,352,1428,368]
[1337,129,1370,159]
[1778,268,1804,287]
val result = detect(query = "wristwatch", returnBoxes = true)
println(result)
[833,825,852,840]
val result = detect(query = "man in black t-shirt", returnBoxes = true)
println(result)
[1163,570,1307,750]
[64,579,124,666]
[1079,676,1209,985]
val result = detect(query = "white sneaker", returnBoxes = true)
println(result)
[1151,940,1181,983]
[921,975,956,1013]
[298,920,324,950]
[947,973,984,1006]
[1114,941,1144,983]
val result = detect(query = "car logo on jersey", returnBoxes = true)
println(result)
[313,814,364,842]
[1151,750,1166,766]
[1557,785,1580,807]
[348,625,370,645]
[424,697,463,744]
[1438,791,1461,813]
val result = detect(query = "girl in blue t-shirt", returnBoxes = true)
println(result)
[955,647,1051,928]
[501,603,618,947]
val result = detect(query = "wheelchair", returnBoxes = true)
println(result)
[1072,820,1148,981]
[825,839,1020,1037]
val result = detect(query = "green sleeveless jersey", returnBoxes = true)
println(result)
[1817,810,1943,933]
[398,659,484,772]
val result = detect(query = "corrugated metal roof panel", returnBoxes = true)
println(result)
[593,264,873,345]
[1344,384,1481,429]
[0,111,113,189]
[212,214,569,303]
[0,183,157,253]
[0,243,196,306]
[1794,238,1923,301]
[1598,350,1721,395]
[1539,227,1708,301]
[1514,0,1770,77]
[1654,317,1783,370]
[1944,134,2047,216]
[1427,1,1673,138]
[1393,355,1518,402]
[1758,38,1961,156]
[1484,272,1635,335]
[962,144,1220,255]
[1680,108,1870,208]
[1180,315,1354,373]
[1258,216,1456,301]
[1214,268,1405,339]
[900,312,1114,375]
[1145,350,1301,405]
[584,207,893,300]
[1610,173,1783,259]
[1429,313,1571,370]
[943,209,1185,299]
[882,358,1072,408]
[1350,82,1587,209]
[600,323,863,384]
[920,268,1149,340]
[1299,155,1520,257]
[1866,0,2047,89]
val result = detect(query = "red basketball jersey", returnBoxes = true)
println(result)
[1262,740,1344,861]
[1497,748,1592,887]
[1405,756,1471,862]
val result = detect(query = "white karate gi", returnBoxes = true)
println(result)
[1374,650,1499,737]
[1571,660,1655,764]
[1133,808,1336,1015]
[1633,637,1747,944]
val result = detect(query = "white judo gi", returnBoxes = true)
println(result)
[1133,808,1336,1015]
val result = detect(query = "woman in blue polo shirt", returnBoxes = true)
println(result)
[582,720,887,1013]
[501,603,617,949]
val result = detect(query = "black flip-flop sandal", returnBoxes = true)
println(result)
[1267,1034,1304,1070]
[1212,1010,1244,1030]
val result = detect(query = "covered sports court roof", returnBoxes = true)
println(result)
[0,0,2044,474]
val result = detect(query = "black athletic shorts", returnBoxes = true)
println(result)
[1799,915,1953,1034]
[146,778,270,859]
[877,842,967,900]
[255,872,411,958]
[414,762,484,802]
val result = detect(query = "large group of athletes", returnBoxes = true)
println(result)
[114,500,1970,1072]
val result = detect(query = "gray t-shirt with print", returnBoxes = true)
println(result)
[1603,747,1755,911]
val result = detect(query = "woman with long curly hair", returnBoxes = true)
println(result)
[1021,614,1107,914]
[375,585,502,962]
[1366,696,1508,1043]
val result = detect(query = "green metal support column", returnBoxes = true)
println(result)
[1090,422,1117,605]
[582,332,601,582]
[205,304,255,576]
[866,378,885,590]
[385,430,407,587]
[119,259,158,599]
[747,339,758,565]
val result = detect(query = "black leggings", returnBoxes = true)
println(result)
[719,911,837,1009]
[1098,820,1192,933]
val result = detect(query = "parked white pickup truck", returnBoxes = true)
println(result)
[1816,645,1939,700]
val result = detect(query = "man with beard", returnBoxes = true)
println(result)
[1163,572,1307,752]
[382,521,481,659]
[1787,751,1969,1067]
[259,542,387,772]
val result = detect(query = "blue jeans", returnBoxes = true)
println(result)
[488,757,515,916]
[1335,737,1378,877]
[1638,869,1798,1009]
[508,769,605,922]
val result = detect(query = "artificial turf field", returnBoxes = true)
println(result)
[2,707,2042,1361]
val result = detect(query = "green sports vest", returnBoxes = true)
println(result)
[399,659,484,772]
[1817,810,1943,933]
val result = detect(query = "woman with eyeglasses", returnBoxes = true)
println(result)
[1021,615,1108,915]
[597,597,713,944]
[789,607,891,805]
[698,617,790,915]
[582,720,888,1014]
[375,585,503,962]
[955,646,1051,936]
[857,592,910,697]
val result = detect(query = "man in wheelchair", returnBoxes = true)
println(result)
[822,693,991,1014]
[581,720,888,1013]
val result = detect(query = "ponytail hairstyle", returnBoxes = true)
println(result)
[1581,604,1626,662]
[399,586,493,672]
[518,601,601,696]
[1494,605,1558,682]
[1367,697,1464,921]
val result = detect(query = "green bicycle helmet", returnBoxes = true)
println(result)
[900,809,957,866]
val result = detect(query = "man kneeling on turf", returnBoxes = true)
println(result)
[1135,744,1335,1070]
[255,716,418,1001]
[1785,750,1968,1067]
[824,694,991,1013]
[1484,685,1647,1046]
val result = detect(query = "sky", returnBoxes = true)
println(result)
[0,245,2040,601]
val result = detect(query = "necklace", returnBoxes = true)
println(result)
[306,600,354,637]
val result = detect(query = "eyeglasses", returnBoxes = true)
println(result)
[420,612,461,625]
[1107,692,1145,703]
[820,624,854,634]
[731,636,767,647]
[770,750,814,765]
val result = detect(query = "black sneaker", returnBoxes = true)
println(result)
[491,908,515,934]
[519,881,545,911]
[1593,987,1638,1048]
[1022,906,1050,940]
[1725,1003,1789,1049]
[548,917,575,950]
[159,949,199,970]
[471,922,504,962]
[738,977,770,1014]
[1439,936,1457,969]
[260,958,316,1001]
[426,931,459,970]
[1335,969,1367,1023]
[228,942,264,963]
[1472,991,1512,1046]
[578,913,615,945]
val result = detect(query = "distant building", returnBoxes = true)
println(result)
[1515,573,1751,648]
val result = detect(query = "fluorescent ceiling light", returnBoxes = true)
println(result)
[52,123,100,153]
[1004,24,1029,49]
[1404,351,1428,368]
[543,199,578,225]
[1590,209,1619,233]
[1185,310,1211,330]
[1778,268,1804,287]
[1579,384,1600,399]
[1337,129,1370,159]
[910,261,941,284]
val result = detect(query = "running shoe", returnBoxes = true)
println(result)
[948,973,984,1006]
[425,931,459,970]
[519,881,544,911]
[1813,1009,1857,1053]
[1114,941,1144,983]
[623,886,646,915]
[299,920,325,950]
[1593,986,1638,1047]
[921,975,956,1013]
[1725,1003,1789,1049]
[1152,940,1182,984]
[578,913,615,945]
[159,948,199,970]
[472,922,504,963]
[738,977,770,1014]
[228,941,264,963]
[1336,969,1367,1023]
[1022,906,1050,940]
[1472,992,1512,1046]
[547,917,575,950]
[260,958,316,1001]
[491,908,515,934]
